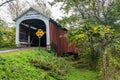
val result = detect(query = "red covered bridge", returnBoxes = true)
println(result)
[14,7,77,55]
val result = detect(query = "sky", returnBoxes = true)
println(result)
[45,0,64,20]
[0,0,64,24]
[46,0,63,19]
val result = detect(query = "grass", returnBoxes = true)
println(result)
[0,48,98,80]
[66,69,98,80]
[0,47,16,51]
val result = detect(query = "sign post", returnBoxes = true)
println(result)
[35,29,45,50]
[38,38,40,50]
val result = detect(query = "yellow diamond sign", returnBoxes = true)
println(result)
[36,29,45,38]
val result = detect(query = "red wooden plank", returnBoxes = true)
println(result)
[49,21,77,55]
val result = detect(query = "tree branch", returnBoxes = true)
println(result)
[0,0,14,7]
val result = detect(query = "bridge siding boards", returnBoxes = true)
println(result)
[49,20,77,55]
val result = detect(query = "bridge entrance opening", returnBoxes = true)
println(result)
[19,19,46,47]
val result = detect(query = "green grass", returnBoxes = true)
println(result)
[0,47,16,51]
[66,68,98,80]
[0,48,98,80]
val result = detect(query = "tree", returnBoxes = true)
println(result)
[26,0,51,17]
[6,0,51,20]
[0,0,14,7]
[52,0,120,80]
[3,26,16,47]
[52,0,120,27]
[6,0,28,19]
[0,22,16,48]
[67,24,120,80]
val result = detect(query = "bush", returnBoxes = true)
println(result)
[0,49,98,80]
[29,49,70,80]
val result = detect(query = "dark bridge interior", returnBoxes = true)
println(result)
[19,19,46,47]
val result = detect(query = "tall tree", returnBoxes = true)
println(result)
[26,0,51,17]
[7,0,28,19]
[53,0,120,80]
[52,0,120,27]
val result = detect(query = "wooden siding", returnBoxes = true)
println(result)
[49,21,77,55]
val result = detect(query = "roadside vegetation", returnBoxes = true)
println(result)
[0,24,16,49]
[52,0,120,80]
[0,49,98,80]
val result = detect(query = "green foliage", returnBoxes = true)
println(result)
[0,49,98,80]
[53,0,120,27]
[67,25,115,66]
[30,49,70,80]
[53,0,120,80]
[0,26,16,48]
[66,68,98,80]
[67,24,120,80]
[99,48,120,80]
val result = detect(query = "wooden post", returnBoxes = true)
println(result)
[28,26,30,47]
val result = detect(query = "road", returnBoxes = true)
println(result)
[0,47,37,53]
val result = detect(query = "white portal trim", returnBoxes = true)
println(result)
[15,8,50,47]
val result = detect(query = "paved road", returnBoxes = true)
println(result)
[0,49,19,53]
[0,47,37,54]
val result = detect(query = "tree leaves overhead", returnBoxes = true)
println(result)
[53,0,120,27]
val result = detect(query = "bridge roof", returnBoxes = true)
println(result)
[14,7,50,21]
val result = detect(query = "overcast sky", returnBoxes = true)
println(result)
[46,0,64,20]
[0,0,64,24]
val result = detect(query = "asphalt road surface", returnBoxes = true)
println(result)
[0,47,37,54]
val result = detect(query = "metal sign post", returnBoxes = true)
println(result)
[35,29,45,50]
[39,38,40,50]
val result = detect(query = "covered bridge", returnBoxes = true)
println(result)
[14,7,77,55]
